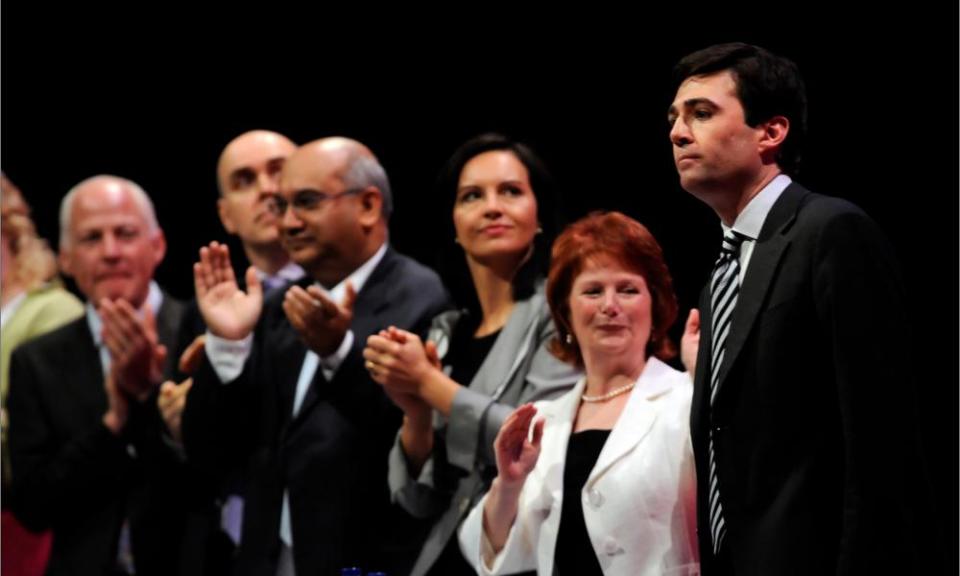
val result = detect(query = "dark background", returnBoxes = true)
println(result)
[3,7,957,570]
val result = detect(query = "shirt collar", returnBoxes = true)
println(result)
[723,173,792,240]
[0,291,28,329]
[315,242,388,303]
[257,261,306,291]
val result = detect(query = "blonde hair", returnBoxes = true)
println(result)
[2,174,59,290]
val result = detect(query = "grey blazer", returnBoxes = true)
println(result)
[388,282,581,576]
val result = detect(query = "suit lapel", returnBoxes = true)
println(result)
[154,293,185,380]
[469,291,543,401]
[538,379,582,489]
[349,246,400,323]
[65,294,182,422]
[278,334,310,433]
[588,359,673,484]
[59,318,109,421]
[713,184,806,399]
[248,275,310,436]
[284,249,399,435]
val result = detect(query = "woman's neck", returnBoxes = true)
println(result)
[582,353,646,397]
[467,256,518,338]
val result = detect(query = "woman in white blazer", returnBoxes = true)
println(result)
[459,212,700,576]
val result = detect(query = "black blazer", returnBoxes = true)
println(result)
[690,183,929,575]
[7,294,191,576]
[183,246,450,576]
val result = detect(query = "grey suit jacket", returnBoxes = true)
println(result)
[388,282,580,576]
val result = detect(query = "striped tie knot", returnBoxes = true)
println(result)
[718,230,748,258]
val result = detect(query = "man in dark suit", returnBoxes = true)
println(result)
[161,130,308,576]
[7,175,191,576]
[183,137,449,576]
[668,43,928,575]
[172,128,305,359]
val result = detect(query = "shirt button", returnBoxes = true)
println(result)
[602,537,623,556]
[587,488,604,508]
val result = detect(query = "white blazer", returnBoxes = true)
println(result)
[459,357,700,576]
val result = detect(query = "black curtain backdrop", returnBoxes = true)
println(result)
[3,7,957,571]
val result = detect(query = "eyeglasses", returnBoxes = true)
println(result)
[265,188,363,217]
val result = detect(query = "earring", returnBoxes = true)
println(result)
[565,333,573,345]
[454,237,460,245]
[536,226,543,234]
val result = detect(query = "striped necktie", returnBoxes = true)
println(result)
[707,229,747,555]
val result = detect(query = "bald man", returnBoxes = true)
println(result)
[171,132,306,566]
[183,138,449,576]
[215,130,303,290]
[7,176,191,576]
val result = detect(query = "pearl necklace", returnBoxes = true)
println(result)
[581,381,636,403]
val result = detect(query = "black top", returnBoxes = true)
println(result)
[446,311,500,387]
[426,313,502,576]
[555,429,611,576]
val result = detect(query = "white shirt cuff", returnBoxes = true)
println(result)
[319,330,353,381]
[205,331,253,383]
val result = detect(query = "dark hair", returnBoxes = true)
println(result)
[546,211,678,366]
[672,42,807,176]
[436,133,559,312]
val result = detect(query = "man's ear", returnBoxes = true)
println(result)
[151,228,167,268]
[758,115,790,161]
[59,247,74,278]
[356,186,383,228]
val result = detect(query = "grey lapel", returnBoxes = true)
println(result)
[408,291,547,576]
[469,290,545,402]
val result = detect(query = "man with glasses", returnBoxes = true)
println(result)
[183,137,449,576]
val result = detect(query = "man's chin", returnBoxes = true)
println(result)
[249,229,281,246]
[283,243,316,261]
[288,252,316,270]
[678,172,704,192]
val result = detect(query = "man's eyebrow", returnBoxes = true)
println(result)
[683,97,718,109]
[668,97,719,120]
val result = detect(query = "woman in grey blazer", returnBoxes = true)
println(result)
[364,134,580,575]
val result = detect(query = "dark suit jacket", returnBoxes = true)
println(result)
[7,294,190,576]
[183,246,450,576]
[690,183,929,575]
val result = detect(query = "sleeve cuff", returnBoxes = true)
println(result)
[205,331,253,383]
[319,330,354,381]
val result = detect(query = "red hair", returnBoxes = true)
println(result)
[546,211,678,366]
